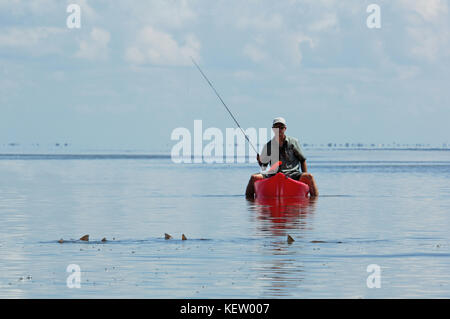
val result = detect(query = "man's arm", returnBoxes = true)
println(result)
[300,160,307,173]
[293,139,307,171]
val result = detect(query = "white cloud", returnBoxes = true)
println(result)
[0,0,96,17]
[243,33,315,67]
[0,27,63,48]
[124,0,196,29]
[287,34,315,66]
[309,13,338,32]
[237,13,283,31]
[75,28,110,60]
[399,0,448,21]
[243,43,268,63]
[0,27,68,57]
[398,0,450,61]
[75,0,97,21]
[406,26,449,61]
[125,26,200,66]
[0,0,56,16]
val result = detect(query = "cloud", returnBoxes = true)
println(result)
[406,26,449,61]
[124,0,196,29]
[75,28,110,60]
[0,0,57,16]
[308,13,338,32]
[125,26,200,66]
[243,33,315,67]
[236,13,283,31]
[0,27,68,57]
[287,33,315,66]
[0,0,96,18]
[75,0,97,21]
[0,27,63,48]
[243,43,268,63]
[399,0,448,21]
[397,0,450,61]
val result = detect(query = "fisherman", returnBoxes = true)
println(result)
[245,117,319,198]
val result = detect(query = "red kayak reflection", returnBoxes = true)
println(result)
[248,196,317,236]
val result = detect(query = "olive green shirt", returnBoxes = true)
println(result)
[259,136,306,174]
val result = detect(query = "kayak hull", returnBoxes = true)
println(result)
[254,172,309,198]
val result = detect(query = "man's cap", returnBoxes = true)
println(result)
[272,117,287,127]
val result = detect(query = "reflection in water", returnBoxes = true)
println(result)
[247,197,317,236]
[247,197,317,296]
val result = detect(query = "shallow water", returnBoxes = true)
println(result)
[0,149,449,298]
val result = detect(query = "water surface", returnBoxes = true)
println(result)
[0,149,449,298]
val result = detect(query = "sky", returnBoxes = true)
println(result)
[0,0,449,151]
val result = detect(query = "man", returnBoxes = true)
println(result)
[245,117,319,198]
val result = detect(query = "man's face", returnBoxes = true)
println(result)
[272,124,286,138]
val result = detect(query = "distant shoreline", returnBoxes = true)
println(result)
[1,147,450,161]
[1,143,450,153]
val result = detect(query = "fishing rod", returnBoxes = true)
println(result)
[190,57,259,155]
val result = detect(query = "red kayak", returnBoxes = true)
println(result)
[254,172,309,198]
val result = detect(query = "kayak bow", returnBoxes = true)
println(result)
[254,173,309,198]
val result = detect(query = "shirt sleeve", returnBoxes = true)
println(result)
[293,138,306,162]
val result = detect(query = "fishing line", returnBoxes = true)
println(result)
[190,57,259,155]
